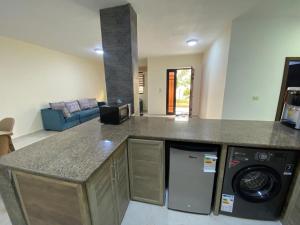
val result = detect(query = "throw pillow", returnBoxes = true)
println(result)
[78,99,90,110]
[89,98,98,108]
[49,102,71,118]
[65,101,81,113]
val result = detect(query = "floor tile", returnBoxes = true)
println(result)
[0,196,12,225]
[121,201,282,225]
[12,129,58,150]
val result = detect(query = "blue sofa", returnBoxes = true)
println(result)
[41,102,106,131]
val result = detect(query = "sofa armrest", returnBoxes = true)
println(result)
[41,108,65,131]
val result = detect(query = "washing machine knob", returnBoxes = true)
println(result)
[256,152,270,161]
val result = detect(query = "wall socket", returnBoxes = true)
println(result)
[252,96,259,101]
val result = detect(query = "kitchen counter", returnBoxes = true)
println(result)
[0,117,300,183]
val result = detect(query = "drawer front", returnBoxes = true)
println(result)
[128,139,165,205]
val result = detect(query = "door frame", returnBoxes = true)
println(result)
[189,67,194,116]
[275,57,300,121]
[166,67,193,116]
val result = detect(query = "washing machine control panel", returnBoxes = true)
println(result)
[255,152,273,161]
[229,151,274,168]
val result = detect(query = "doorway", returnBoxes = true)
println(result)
[275,57,300,120]
[166,68,194,116]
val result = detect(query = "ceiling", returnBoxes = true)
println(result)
[0,0,262,60]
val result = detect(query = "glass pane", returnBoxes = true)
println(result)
[175,69,191,115]
[240,171,269,191]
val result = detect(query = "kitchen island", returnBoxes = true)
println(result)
[0,117,300,225]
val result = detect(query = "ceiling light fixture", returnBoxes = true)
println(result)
[186,39,198,47]
[94,48,104,55]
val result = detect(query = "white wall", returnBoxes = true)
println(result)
[0,36,106,137]
[199,26,231,119]
[147,54,202,115]
[222,0,300,120]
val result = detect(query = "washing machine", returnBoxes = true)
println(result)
[220,146,298,220]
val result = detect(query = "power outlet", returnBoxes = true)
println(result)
[252,96,259,101]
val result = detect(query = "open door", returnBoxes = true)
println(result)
[166,69,177,115]
[189,67,194,116]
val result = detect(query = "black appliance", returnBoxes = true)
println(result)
[221,146,297,220]
[99,103,129,124]
[139,99,143,116]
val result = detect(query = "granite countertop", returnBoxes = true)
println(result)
[0,117,300,183]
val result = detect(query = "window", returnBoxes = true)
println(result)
[139,72,145,94]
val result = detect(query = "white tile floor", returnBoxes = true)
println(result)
[0,129,282,225]
[0,196,11,225]
[122,201,281,225]
[12,129,58,150]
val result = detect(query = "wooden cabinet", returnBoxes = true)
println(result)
[282,166,300,225]
[12,139,165,225]
[112,142,130,223]
[13,142,130,225]
[128,138,165,205]
[86,142,129,225]
[86,158,118,225]
[13,171,91,225]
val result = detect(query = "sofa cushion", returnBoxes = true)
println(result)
[65,113,80,123]
[89,98,98,108]
[78,99,90,110]
[77,107,99,119]
[49,102,71,118]
[65,101,81,113]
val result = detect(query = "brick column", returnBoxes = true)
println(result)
[100,4,139,114]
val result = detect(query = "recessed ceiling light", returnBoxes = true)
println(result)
[186,39,198,47]
[94,48,104,55]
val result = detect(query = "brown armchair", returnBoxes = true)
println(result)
[0,118,15,156]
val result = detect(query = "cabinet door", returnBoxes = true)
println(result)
[282,167,300,225]
[113,142,130,223]
[13,171,91,225]
[128,139,165,205]
[86,158,118,225]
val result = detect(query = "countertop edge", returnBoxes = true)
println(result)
[2,133,300,183]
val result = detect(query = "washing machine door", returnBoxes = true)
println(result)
[232,166,281,202]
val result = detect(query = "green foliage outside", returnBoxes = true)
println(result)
[176,69,191,107]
